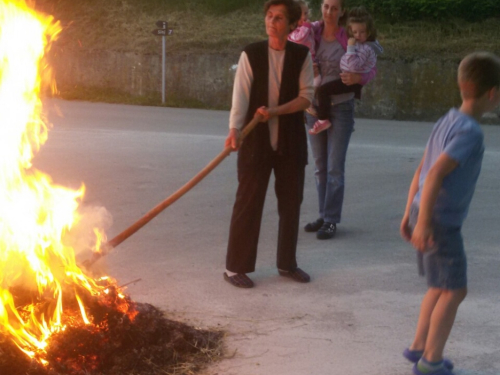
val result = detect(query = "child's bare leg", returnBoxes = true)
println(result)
[410,287,442,351]
[423,287,467,362]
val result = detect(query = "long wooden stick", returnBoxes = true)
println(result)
[85,114,263,268]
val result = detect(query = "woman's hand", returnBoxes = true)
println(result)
[225,128,240,151]
[256,106,278,122]
[340,72,362,86]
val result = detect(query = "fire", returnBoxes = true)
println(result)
[0,0,122,363]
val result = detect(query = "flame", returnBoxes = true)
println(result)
[0,0,115,362]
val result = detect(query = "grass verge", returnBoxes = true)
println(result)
[35,0,500,61]
[55,86,218,109]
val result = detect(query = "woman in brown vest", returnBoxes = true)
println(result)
[223,0,315,288]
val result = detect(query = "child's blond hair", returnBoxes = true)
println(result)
[458,52,500,99]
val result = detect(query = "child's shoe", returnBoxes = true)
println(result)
[412,363,454,375]
[309,119,331,135]
[403,348,454,370]
[412,357,454,375]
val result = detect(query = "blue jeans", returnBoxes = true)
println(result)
[305,99,354,223]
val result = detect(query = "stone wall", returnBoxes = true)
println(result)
[49,49,499,122]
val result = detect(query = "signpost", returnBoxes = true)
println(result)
[152,29,173,36]
[152,21,174,104]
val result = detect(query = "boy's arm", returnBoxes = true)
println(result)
[400,154,424,241]
[411,153,459,252]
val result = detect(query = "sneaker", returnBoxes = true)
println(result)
[309,119,331,135]
[403,349,454,370]
[412,362,454,375]
[278,267,311,283]
[317,222,336,240]
[304,218,324,232]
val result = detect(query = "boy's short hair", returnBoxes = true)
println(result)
[458,52,500,99]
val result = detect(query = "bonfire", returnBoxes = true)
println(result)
[0,1,223,374]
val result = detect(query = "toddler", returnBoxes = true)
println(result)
[287,0,322,87]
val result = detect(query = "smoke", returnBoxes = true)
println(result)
[63,205,113,263]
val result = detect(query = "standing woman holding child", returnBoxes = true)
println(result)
[303,0,382,239]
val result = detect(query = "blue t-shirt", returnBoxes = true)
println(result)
[413,108,484,227]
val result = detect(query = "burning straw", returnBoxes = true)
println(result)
[0,1,224,373]
[0,281,224,375]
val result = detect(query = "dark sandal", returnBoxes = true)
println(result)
[223,272,254,288]
[278,267,311,283]
[304,218,324,232]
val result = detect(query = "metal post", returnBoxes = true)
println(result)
[162,34,166,104]
[153,21,170,104]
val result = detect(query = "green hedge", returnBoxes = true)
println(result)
[129,0,500,20]
[309,0,500,22]
[146,0,264,14]
[364,0,500,22]
[135,0,500,20]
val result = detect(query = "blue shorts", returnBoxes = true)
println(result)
[410,206,467,290]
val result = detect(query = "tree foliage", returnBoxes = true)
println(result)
[308,0,500,22]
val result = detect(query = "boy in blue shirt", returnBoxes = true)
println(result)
[400,52,500,375]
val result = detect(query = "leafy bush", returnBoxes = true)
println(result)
[152,0,264,14]
[308,0,500,22]
[198,0,263,13]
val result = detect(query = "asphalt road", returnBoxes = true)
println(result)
[38,99,500,375]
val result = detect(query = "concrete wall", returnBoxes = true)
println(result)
[49,49,499,122]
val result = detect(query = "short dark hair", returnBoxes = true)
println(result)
[264,0,302,27]
[458,52,500,99]
[347,6,377,41]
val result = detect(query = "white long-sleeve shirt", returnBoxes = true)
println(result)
[229,47,315,150]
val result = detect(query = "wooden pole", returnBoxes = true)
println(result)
[84,114,263,268]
